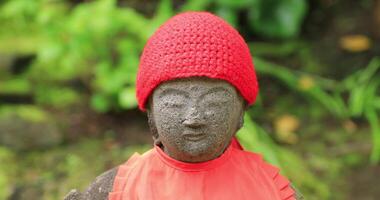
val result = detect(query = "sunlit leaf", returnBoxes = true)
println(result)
[298,75,315,90]
[91,93,110,113]
[274,115,300,144]
[339,34,371,52]
[119,87,137,109]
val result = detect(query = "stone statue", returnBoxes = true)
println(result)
[65,12,303,200]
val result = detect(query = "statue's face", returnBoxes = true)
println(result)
[148,77,245,163]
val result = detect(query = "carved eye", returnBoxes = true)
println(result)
[159,91,187,109]
[201,89,232,108]
[163,101,185,108]
[207,101,223,108]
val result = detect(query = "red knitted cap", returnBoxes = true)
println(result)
[136,11,258,111]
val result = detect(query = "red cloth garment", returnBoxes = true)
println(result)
[108,144,295,200]
[231,136,244,150]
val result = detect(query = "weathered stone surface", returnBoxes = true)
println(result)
[64,167,118,200]
[147,77,245,163]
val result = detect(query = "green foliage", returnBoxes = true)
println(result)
[238,114,282,166]
[0,138,149,200]
[253,56,380,162]
[0,147,14,200]
[248,0,308,38]
[0,0,166,110]
[1,0,378,199]
[342,58,380,162]
[209,0,308,38]
[0,0,309,111]
[179,0,213,11]
[253,57,348,118]
[0,105,48,123]
[237,114,330,199]
[0,78,31,94]
[34,86,81,108]
[32,0,144,111]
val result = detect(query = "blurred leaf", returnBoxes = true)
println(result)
[119,87,137,109]
[0,78,31,94]
[91,93,110,113]
[0,147,14,200]
[248,0,308,38]
[0,35,41,54]
[254,57,348,118]
[357,57,380,84]
[34,86,81,108]
[215,0,257,9]
[348,84,367,116]
[249,41,303,57]
[154,0,173,22]
[237,114,282,167]
[238,114,328,198]
[0,105,48,122]
[119,8,149,40]
[274,115,300,144]
[339,34,371,52]
[298,75,315,90]
[366,109,380,163]
[374,97,380,110]
[148,0,173,39]
[0,0,38,18]
[278,149,330,199]
[347,58,380,116]
[180,0,212,11]
[215,6,238,27]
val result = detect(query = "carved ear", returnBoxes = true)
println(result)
[237,98,248,130]
[238,110,244,130]
[146,99,161,146]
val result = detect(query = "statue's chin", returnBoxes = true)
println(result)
[178,142,221,163]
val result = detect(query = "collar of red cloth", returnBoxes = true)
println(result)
[154,142,234,172]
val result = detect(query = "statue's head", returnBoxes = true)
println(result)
[136,12,258,162]
[147,77,245,162]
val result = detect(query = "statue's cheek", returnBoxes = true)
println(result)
[205,109,235,138]
[155,111,184,135]
[204,107,231,123]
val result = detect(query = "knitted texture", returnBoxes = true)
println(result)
[136,11,258,111]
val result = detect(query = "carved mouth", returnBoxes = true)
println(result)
[183,132,206,141]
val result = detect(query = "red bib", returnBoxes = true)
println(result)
[109,142,295,200]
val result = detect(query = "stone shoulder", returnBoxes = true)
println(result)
[64,167,118,200]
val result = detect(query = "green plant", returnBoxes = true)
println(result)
[343,58,380,163]
[184,0,309,38]
[0,147,14,200]
[0,0,310,111]
[252,56,380,163]
[247,0,308,38]
[237,114,330,199]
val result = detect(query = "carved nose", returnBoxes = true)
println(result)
[182,118,205,128]
[182,106,205,128]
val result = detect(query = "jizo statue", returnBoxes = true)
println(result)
[65,12,303,200]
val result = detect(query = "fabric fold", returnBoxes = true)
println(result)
[108,145,295,200]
